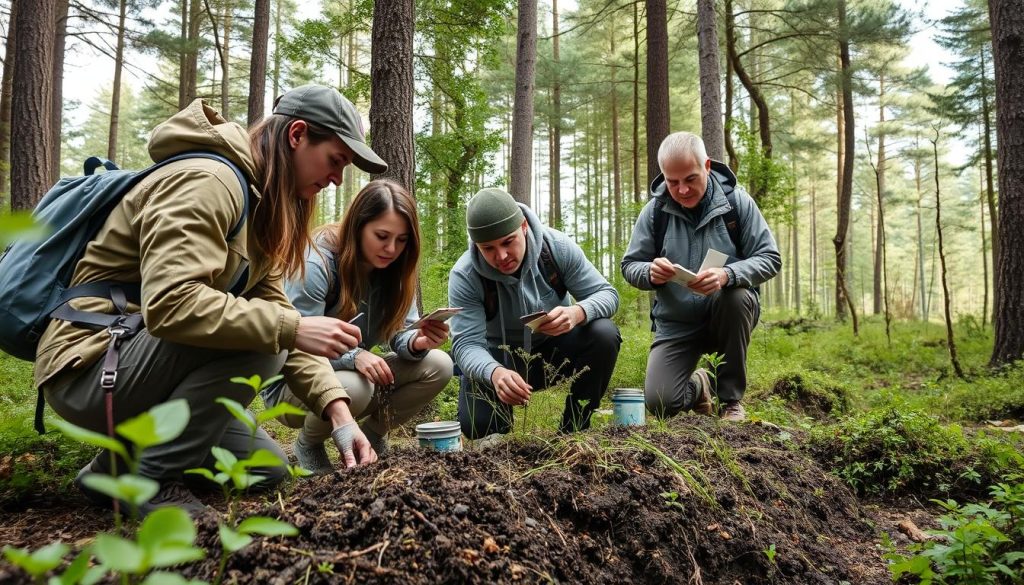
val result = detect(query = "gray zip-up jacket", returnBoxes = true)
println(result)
[285,236,423,370]
[448,204,620,384]
[621,167,781,343]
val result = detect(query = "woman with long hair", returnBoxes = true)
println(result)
[265,180,453,474]
[36,85,380,515]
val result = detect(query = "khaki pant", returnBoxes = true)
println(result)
[276,349,453,445]
[43,330,288,484]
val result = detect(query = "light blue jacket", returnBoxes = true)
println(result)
[621,167,781,343]
[285,237,423,371]
[448,204,620,384]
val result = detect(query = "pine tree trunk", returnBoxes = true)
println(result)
[723,0,737,171]
[932,133,965,378]
[370,0,414,191]
[550,0,561,228]
[220,1,232,117]
[980,47,999,327]
[990,0,1024,367]
[980,174,989,328]
[697,0,724,160]
[873,75,885,315]
[0,0,19,210]
[49,0,67,182]
[727,3,771,168]
[645,0,670,183]
[509,0,537,205]
[632,0,641,202]
[272,0,281,99]
[108,0,128,161]
[182,0,201,107]
[914,154,927,320]
[610,22,622,248]
[834,0,857,333]
[247,0,269,124]
[10,0,57,210]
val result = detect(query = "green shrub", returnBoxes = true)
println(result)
[750,369,852,419]
[809,406,1017,497]
[886,477,1024,584]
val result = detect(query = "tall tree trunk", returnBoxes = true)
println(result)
[645,0,670,183]
[272,0,281,99]
[370,0,415,191]
[179,0,188,108]
[509,0,537,205]
[932,132,965,378]
[980,168,988,328]
[108,0,128,161]
[834,0,857,333]
[990,0,1024,367]
[727,3,771,167]
[632,0,641,202]
[873,75,885,316]
[247,0,269,125]
[723,0,738,171]
[610,21,622,247]
[550,0,561,228]
[10,0,57,210]
[811,182,818,313]
[696,0,724,160]
[49,0,67,182]
[220,1,233,117]
[980,46,999,327]
[914,154,927,320]
[0,0,19,210]
[182,0,202,106]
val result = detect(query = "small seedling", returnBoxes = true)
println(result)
[765,543,777,566]
[659,491,685,512]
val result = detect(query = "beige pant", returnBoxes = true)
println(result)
[277,349,453,445]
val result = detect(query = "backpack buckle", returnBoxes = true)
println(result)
[100,368,118,390]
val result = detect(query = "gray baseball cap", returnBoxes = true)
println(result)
[273,84,388,174]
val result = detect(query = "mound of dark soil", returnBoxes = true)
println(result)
[755,371,852,418]
[177,417,885,584]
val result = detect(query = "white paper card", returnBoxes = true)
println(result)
[668,249,728,292]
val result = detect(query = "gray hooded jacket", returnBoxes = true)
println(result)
[621,167,781,343]
[448,204,619,384]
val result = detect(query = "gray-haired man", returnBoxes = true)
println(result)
[621,131,781,422]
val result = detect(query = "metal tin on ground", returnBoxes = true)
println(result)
[611,388,646,426]
[416,420,463,452]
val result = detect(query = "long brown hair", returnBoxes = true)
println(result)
[319,180,420,341]
[248,115,336,277]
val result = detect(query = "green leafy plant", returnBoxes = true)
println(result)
[659,491,685,512]
[2,542,69,584]
[886,478,1024,584]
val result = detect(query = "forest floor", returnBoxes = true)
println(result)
[1,317,1022,583]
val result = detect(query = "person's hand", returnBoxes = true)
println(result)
[325,400,377,468]
[535,305,585,337]
[688,267,729,296]
[355,350,395,385]
[649,257,677,285]
[411,320,449,352]
[490,367,532,406]
[295,316,361,359]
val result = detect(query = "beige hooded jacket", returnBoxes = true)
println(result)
[34,99,349,417]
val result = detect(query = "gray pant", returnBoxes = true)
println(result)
[43,330,288,485]
[275,349,453,446]
[646,288,760,417]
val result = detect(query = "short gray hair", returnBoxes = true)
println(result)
[657,132,709,173]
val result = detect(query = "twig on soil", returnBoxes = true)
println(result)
[684,531,704,585]
[540,509,568,548]
[376,538,390,567]
[329,540,390,562]
[410,508,440,533]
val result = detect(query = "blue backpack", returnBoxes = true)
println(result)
[0,152,252,363]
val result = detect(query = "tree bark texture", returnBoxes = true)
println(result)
[509,0,537,205]
[990,0,1024,366]
[550,0,561,228]
[697,0,724,161]
[632,0,641,202]
[723,0,738,171]
[247,0,270,125]
[0,0,19,210]
[645,0,670,183]
[980,46,1000,326]
[370,0,415,192]
[108,0,128,161]
[834,0,857,331]
[50,0,67,183]
[10,0,57,210]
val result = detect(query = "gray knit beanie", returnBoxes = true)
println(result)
[466,188,526,243]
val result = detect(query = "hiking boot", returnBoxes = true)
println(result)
[292,439,334,476]
[75,457,117,509]
[474,433,504,449]
[720,401,747,422]
[690,369,715,416]
[138,480,207,518]
[362,427,390,458]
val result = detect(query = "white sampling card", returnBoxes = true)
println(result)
[669,249,728,290]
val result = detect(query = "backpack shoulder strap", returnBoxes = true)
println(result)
[651,198,669,255]
[537,237,567,299]
[722,188,742,255]
[480,273,499,321]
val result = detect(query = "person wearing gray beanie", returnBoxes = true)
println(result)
[447,187,622,441]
